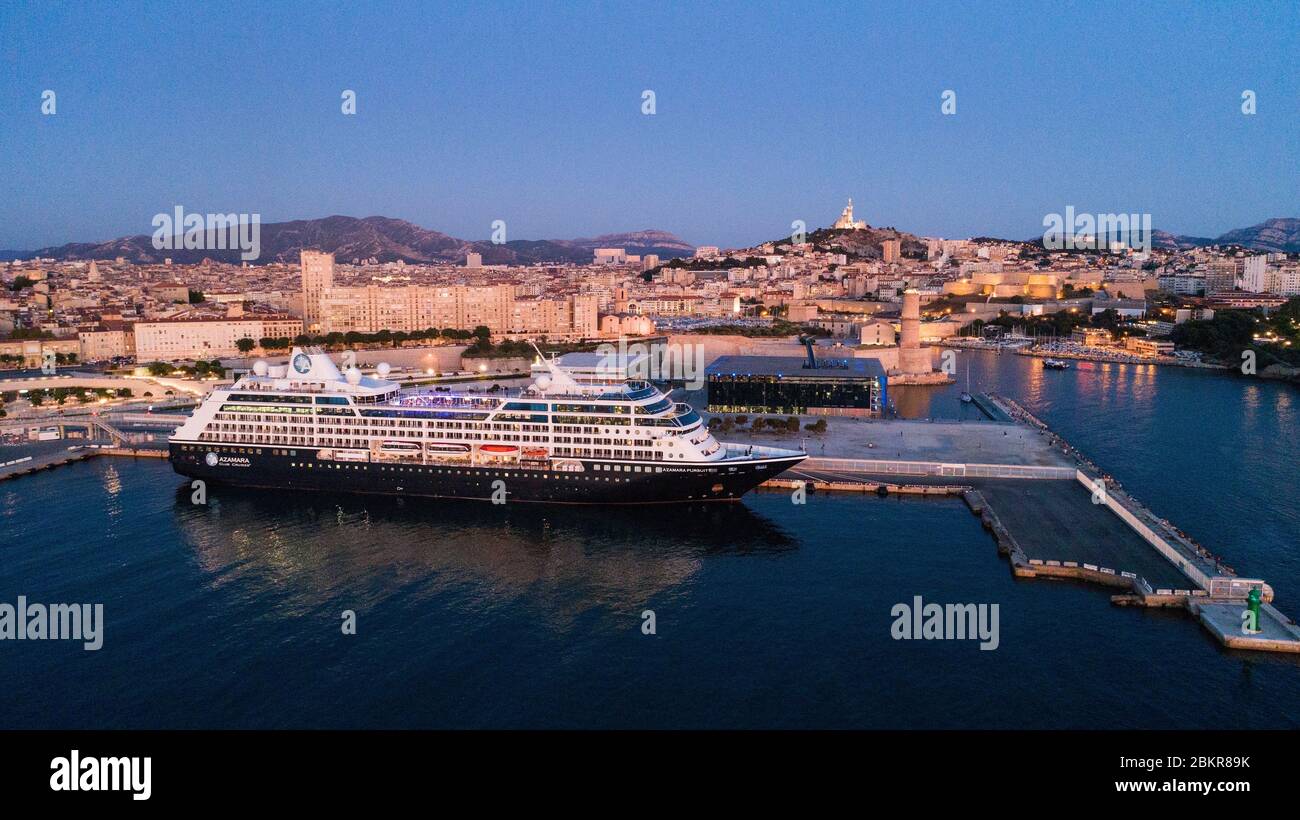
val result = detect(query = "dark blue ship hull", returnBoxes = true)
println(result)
[169,441,804,504]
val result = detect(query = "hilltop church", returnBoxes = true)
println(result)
[832,198,868,230]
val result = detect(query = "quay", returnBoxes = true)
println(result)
[760,476,968,496]
[741,394,1300,654]
[0,446,168,482]
[0,411,179,481]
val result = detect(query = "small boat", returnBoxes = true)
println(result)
[426,442,471,455]
[1042,358,1070,370]
[378,441,422,453]
[960,392,973,403]
[332,449,370,462]
[479,444,519,454]
[521,447,549,459]
[960,361,973,402]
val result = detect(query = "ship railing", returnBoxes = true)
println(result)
[722,443,803,460]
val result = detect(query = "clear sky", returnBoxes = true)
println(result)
[1,0,1297,250]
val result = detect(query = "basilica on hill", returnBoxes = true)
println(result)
[832,198,868,230]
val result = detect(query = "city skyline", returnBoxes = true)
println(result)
[3,1,1299,250]
[3,0,1300,778]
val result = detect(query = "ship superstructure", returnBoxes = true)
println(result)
[169,347,806,503]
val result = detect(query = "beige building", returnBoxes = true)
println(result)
[78,328,135,362]
[300,250,335,332]
[0,338,81,368]
[148,282,190,303]
[786,304,819,322]
[301,252,595,340]
[134,316,302,361]
[881,239,901,263]
[1124,337,1175,356]
[1071,327,1113,347]
[315,284,595,340]
[599,314,656,338]
[859,319,896,346]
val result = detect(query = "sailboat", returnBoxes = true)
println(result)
[960,360,973,403]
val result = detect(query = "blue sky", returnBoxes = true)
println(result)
[1,0,1297,250]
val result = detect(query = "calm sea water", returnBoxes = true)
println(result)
[1,352,1297,729]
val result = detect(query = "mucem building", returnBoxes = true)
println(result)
[705,352,888,417]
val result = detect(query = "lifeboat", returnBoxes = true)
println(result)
[479,444,519,454]
[378,441,422,453]
[426,442,471,454]
[522,447,549,459]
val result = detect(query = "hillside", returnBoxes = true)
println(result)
[26,216,695,265]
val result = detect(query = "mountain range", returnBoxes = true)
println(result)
[16,216,696,266]
[7,215,1299,265]
[1094,218,1300,253]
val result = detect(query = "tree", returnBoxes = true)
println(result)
[1169,311,1255,357]
[235,337,257,354]
[188,289,205,304]
[785,416,800,432]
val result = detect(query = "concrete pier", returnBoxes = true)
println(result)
[735,392,1300,653]
[0,445,167,482]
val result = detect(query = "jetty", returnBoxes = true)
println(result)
[744,394,1300,653]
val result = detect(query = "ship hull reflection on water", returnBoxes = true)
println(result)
[172,483,799,617]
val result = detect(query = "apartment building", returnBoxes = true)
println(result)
[134,316,303,360]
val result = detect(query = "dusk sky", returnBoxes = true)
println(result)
[2,0,1297,250]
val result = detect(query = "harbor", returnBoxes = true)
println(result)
[1,344,1297,731]
[738,393,1300,654]
[5,374,1296,651]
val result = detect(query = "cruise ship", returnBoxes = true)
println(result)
[169,347,806,504]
